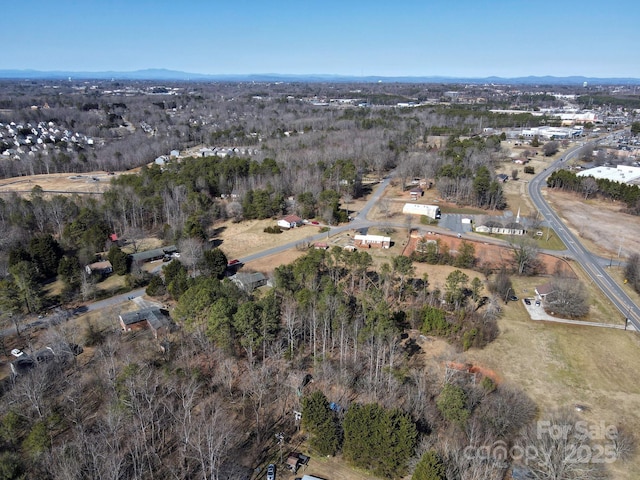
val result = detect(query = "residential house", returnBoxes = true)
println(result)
[129,245,177,264]
[199,147,215,157]
[535,283,555,300]
[119,308,174,338]
[277,215,303,229]
[85,260,113,276]
[353,234,391,249]
[230,272,268,292]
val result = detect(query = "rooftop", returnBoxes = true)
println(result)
[576,164,640,184]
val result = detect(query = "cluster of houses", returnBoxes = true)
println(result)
[153,146,261,168]
[0,120,95,161]
[197,146,259,158]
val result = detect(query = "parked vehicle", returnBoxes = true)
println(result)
[266,463,275,480]
[524,298,531,305]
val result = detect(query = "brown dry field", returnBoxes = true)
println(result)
[466,287,640,479]
[544,189,640,259]
[0,171,122,195]
[216,219,326,261]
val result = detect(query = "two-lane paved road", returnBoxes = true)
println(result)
[528,142,640,330]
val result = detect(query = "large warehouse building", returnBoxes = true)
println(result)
[576,165,640,185]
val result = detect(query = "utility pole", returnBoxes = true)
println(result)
[275,432,284,464]
[504,287,513,304]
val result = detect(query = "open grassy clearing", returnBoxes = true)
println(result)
[274,451,377,480]
[467,273,640,479]
[438,205,485,215]
[240,249,307,275]
[466,311,640,479]
[0,171,122,195]
[215,219,325,260]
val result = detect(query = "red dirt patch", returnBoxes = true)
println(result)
[446,361,502,385]
[402,230,566,274]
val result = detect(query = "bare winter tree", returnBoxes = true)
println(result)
[188,398,238,480]
[510,236,542,276]
[378,197,392,218]
[581,177,598,200]
[545,277,590,318]
[518,408,609,480]
[178,237,205,277]
[542,141,560,157]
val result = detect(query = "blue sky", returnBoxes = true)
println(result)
[3,0,638,77]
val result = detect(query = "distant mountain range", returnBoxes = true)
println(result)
[1,68,639,85]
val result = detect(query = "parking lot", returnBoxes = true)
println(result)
[521,298,556,321]
[520,298,632,330]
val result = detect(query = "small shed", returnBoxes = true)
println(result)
[409,187,424,199]
[286,452,310,473]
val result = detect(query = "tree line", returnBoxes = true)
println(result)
[547,169,640,214]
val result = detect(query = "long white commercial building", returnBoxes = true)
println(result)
[576,165,640,184]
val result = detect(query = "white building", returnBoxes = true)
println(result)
[520,126,579,140]
[576,165,640,184]
[353,234,391,248]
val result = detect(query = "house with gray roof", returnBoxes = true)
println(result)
[230,272,268,292]
[129,245,177,264]
[119,308,174,338]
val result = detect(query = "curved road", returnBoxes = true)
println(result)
[528,142,639,329]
